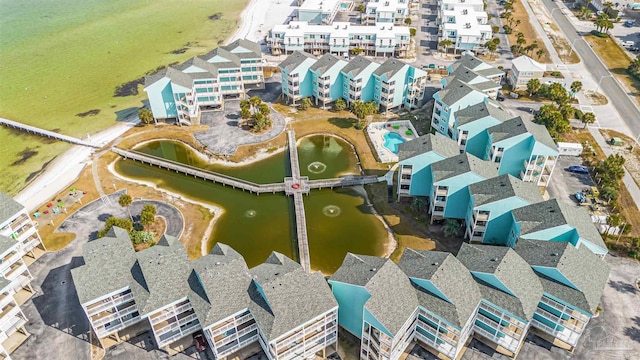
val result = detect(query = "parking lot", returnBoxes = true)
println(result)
[546,155,596,207]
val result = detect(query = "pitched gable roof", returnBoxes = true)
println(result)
[373,57,407,80]
[309,53,345,75]
[514,240,609,314]
[340,55,375,77]
[431,153,498,182]
[468,174,543,206]
[488,117,558,151]
[457,243,544,321]
[512,199,606,251]
[398,249,482,327]
[454,101,514,126]
[0,192,23,226]
[278,51,316,73]
[397,133,460,161]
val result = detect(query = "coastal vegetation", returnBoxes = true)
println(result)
[0,0,247,195]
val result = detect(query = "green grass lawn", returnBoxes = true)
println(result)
[0,0,247,195]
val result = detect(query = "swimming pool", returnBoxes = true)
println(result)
[383,132,406,154]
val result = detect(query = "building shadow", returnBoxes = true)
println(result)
[608,279,638,294]
[31,256,89,341]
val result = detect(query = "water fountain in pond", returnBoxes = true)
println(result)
[244,210,257,218]
[322,205,341,217]
[307,161,327,174]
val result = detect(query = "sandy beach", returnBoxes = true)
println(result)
[229,0,294,42]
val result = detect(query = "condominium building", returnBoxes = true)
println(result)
[453,100,513,154]
[298,0,341,24]
[507,199,609,257]
[309,54,349,107]
[361,0,410,25]
[144,39,264,125]
[267,22,411,58]
[431,80,490,136]
[428,153,499,223]
[279,53,427,111]
[0,192,46,268]
[397,133,460,199]
[330,242,608,359]
[514,240,610,351]
[438,0,492,52]
[484,117,559,187]
[71,229,338,358]
[509,56,546,90]
[446,53,505,83]
[0,243,31,360]
[457,244,544,357]
[465,175,543,244]
[279,51,318,104]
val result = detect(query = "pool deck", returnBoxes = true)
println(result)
[366,121,419,163]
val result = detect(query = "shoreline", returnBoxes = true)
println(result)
[107,159,225,257]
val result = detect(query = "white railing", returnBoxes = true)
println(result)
[15,226,36,243]
[150,303,192,325]
[415,332,456,358]
[473,325,519,352]
[86,292,134,316]
[475,313,520,339]
[534,308,583,334]
[530,319,578,345]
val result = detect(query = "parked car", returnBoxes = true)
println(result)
[568,165,589,173]
[575,191,587,204]
[629,47,640,52]
[193,333,207,351]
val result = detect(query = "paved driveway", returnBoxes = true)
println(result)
[12,192,185,360]
[195,76,286,155]
[546,156,595,206]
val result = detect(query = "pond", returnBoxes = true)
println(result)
[114,135,390,274]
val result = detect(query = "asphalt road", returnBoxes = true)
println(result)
[540,0,640,137]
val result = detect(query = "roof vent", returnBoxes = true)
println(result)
[432,262,439,266]
[551,252,559,256]
[490,257,498,261]
[370,267,377,272]
[215,261,221,265]
[275,272,280,276]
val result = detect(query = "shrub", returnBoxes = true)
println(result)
[392,125,400,130]
[550,71,562,77]
[130,231,155,245]
[97,217,133,238]
[590,30,609,38]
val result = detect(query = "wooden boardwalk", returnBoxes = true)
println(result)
[0,117,99,148]
[286,130,311,273]
[111,148,286,194]
[112,130,384,274]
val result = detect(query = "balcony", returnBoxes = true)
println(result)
[530,318,579,346]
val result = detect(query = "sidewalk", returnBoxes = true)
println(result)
[14,120,138,211]
[588,127,640,209]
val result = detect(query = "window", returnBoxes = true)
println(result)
[400,184,410,190]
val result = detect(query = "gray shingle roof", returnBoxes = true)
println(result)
[457,243,544,321]
[224,39,262,57]
[488,117,558,151]
[0,235,18,255]
[249,252,337,341]
[445,67,501,91]
[340,55,375,78]
[397,133,460,161]
[450,54,485,73]
[278,51,316,73]
[175,56,219,77]
[512,199,606,251]
[135,235,202,315]
[71,228,142,305]
[309,53,344,75]
[192,243,253,327]
[203,47,241,66]
[431,153,498,183]
[475,67,506,78]
[468,174,543,206]
[437,79,486,106]
[514,240,609,314]
[373,58,407,80]
[398,249,482,328]
[0,192,24,226]
[454,101,513,126]
[330,253,418,336]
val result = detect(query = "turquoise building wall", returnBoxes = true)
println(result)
[437,173,485,219]
[328,281,371,338]
[145,78,177,119]
[364,308,393,338]
[495,134,532,177]
[398,153,443,197]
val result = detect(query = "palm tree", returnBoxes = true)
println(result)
[527,78,541,96]
[404,18,412,26]
[439,39,454,54]
[138,108,153,125]
[604,213,621,234]
[570,81,583,98]
[581,111,596,128]
[442,219,461,237]
[332,98,346,111]
[536,48,546,60]
[484,40,498,58]
[118,194,133,221]
[299,97,312,110]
